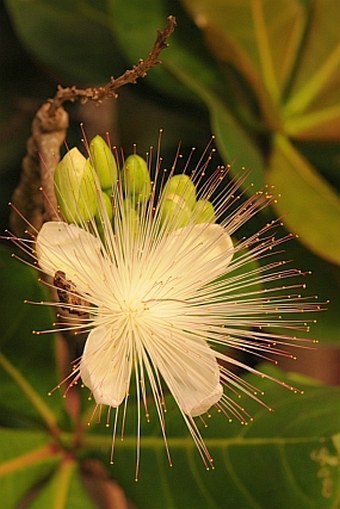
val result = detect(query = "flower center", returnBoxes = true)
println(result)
[124,300,146,319]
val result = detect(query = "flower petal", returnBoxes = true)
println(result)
[80,325,132,407]
[170,223,233,270]
[36,221,102,292]
[145,330,222,417]
[147,223,233,300]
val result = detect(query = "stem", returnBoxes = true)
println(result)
[9,103,69,234]
[251,0,280,102]
[79,432,329,450]
[48,15,177,115]
[285,45,340,115]
[0,443,59,476]
[285,104,340,136]
[0,353,60,438]
[52,458,76,509]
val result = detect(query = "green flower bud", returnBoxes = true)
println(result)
[95,192,113,240]
[121,199,139,236]
[159,193,192,231]
[122,154,151,204]
[104,188,113,201]
[54,148,98,224]
[122,197,134,211]
[162,174,196,210]
[192,199,216,224]
[96,191,113,223]
[89,135,118,191]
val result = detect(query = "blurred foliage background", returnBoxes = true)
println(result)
[0,1,339,508]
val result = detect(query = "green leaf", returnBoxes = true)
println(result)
[0,246,62,424]
[296,141,340,189]
[267,135,340,265]
[210,102,265,189]
[283,0,340,139]
[0,353,59,436]
[4,0,124,84]
[0,428,60,509]
[182,0,310,123]
[81,367,340,509]
[158,56,266,187]
[182,0,340,141]
[278,236,340,345]
[28,460,97,509]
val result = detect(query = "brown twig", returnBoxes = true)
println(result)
[10,103,69,234]
[48,15,177,115]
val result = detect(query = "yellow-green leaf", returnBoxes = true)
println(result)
[267,135,340,265]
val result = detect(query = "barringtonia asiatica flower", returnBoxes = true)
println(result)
[17,138,320,471]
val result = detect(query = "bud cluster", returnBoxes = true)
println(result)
[54,136,216,231]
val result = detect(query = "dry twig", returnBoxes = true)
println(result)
[10,103,68,234]
[48,15,177,115]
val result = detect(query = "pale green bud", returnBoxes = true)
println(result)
[159,193,191,231]
[162,174,196,210]
[192,199,216,224]
[122,197,134,211]
[121,199,139,236]
[96,191,113,223]
[104,188,113,200]
[122,154,151,204]
[89,135,118,190]
[95,192,113,239]
[54,148,98,224]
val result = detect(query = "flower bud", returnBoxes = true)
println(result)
[159,193,191,231]
[121,199,139,236]
[192,199,216,224]
[54,148,98,224]
[162,174,196,210]
[95,192,113,240]
[96,191,113,223]
[104,188,113,200]
[121,154,151,204]
[89,135,118,191]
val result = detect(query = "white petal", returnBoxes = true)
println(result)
[146,332,222,417]
[164,223,232,278]
[36,221,102,291]
[169,223,233,271]
[147,223,233,300]
[80,325,132,407]
[188,383,223,417]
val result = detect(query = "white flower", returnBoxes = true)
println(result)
[24,143,319,471]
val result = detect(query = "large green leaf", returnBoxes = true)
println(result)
[210,102,265,189]
[4,0,124,84]
[267,135,340,266]
[282,237,340,345]
[1,368,339,508]
[81,366,340,509]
